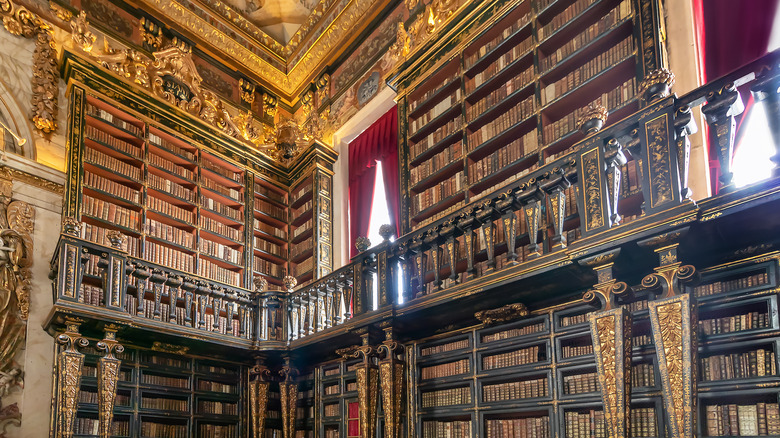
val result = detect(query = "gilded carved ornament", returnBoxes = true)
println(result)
[474,302,529,325]
[389,0,464,65]
[0,0,59,134]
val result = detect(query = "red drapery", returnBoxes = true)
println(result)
[694,0,778,193]
[348,106,399,258]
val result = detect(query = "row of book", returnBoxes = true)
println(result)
[81,223,141,256]
[561,313,588,327]
[467,129,538,184]
[80,284,104,306]
[85,125,142,159]
[538,0,598,41]
[290,239,313,259]
[323,427,338,438]
[130,297,187,329]
[198,400,237,415]
[74,417,130,436]
[141,373,189,388]
[257,183,287,205]
[563,371,599,395]
[255,236,284,257]
[149,151,195,181]
[87,103,143,137]
[411,118,463,160]
[202,175,242,202]
[324,383,339,395]
[140,422,188,438]
[632,362,655,387]
[483,322,546,343]
[421,338,470,356]
[411,141,463,187]
[257,198,288,221]
[198,380,236,393]
[483,376,547,401]
[295,257,315,276]
[147,194,195,224]
[82,194,141,231]
[700,310,770,335]
[561,342,593,358]
[565,409,606,438]
[539,0,632,72]
[542,77,636,146]
[420,386,472,408]
[411,171,466,216]
[141,353,188,368]
[706,403,780,436]
[291,183,310,204]
[630,408,658,437]
[256,218,288,239]
[141,396,188,411]
[324,403,339,417]
[199,424,237,438]
[414,197,466,230]
[466,41,533,96]
[144,240,195,272]
[202,157,243,184]
[149,132,197,161]
[483,345,542,370]
[201,239,242,265]
[470,160,540,201]
[541,36,634,106]
[410,88,462,135]
[700,348,777,382]
[254,256,285,277]
[200,311,251,339]
[198,258,241,287]
[148,172,195,202]
[203,215,243,242]
[422,420,471,438]
[421,358,470,380]
[146,218,195,250]
[201,195,243,222]
[409,69,461,113]
[80,389,130,407]
[465,12,531,69]
[84,170,140,204]
[292,199,313,219]
[485,416,549,438]
[467,95,535,149]
[467,66,535,121]
[693,272,770,297]
[84,147,141,181]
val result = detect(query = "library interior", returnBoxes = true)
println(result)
[0,0,779,437]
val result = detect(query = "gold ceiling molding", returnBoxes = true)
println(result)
[389,0,466,67]
[70,11,278,150]
[0,165,63,194]
[140,0,382,102]
[0,0,59,134]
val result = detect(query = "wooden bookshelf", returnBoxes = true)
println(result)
[73,344,244,438]
[400,0,652,231]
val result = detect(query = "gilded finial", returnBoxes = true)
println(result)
[106,230,126,251]
[70,11,96,53]
[355,236,371,252]
[283,275,297,292]
[638,68,675,103]
[378,224,394,241]
[577,103,609,135]
[62,217,82,237]
[254,275,269,293]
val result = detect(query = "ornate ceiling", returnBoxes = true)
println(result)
[129,0,397,104]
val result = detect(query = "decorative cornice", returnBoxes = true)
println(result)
[0,165,63,194]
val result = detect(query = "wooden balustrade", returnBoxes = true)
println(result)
[49,51,780,345]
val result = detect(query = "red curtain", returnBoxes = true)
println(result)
[694,0,778,193]
[348,106,399,258]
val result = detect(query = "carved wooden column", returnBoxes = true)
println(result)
[181,277,196,326]
[456,211,477,278]
[150,268,166,318]
[409,236,426,297]
[638,229,699,438]
[475,201,497,271]
[55,317,89,438]
[341,331,379,438]
[495,191,518,264]
[438,220,459,283]
[248,360,271,438]
[579,250,633,438]
[279,360,298,438]
[423,229,442,290]
[517,184,543,259]
[702,83,745,190]
[604,138,628,225]
[544,172,570,251]
[96,325,123,438]
[377,323,404,438]
[166,275,182,322]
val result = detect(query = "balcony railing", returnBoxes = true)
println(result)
[49,51,780,348]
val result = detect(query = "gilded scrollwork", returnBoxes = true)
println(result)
[474,303,529,325]
[248,363,272,438]
[0,0,59,134]
[590,308,632,438]
[96,326,123,438]
[56,318,89,438]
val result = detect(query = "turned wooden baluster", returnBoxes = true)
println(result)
[674,105,697,199]
[604,138,629,225]
[212,286,225,331]
[181,277,196,326]
[332,278,343,325]
[324,280,335,329]
[423,229,443,290]
[166,274,182,323]
[456,211,477,278]
[196,280,210,329]
[544,167,571,250]
[131,264,151,315]
[495,191,518,264]
[751,64,780,176]
[409,236,426,296]
[149,269,166,318]
[702,82,745,190]
[439,220,459,282]
[475,201,498,271]
[517,184,544,259]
